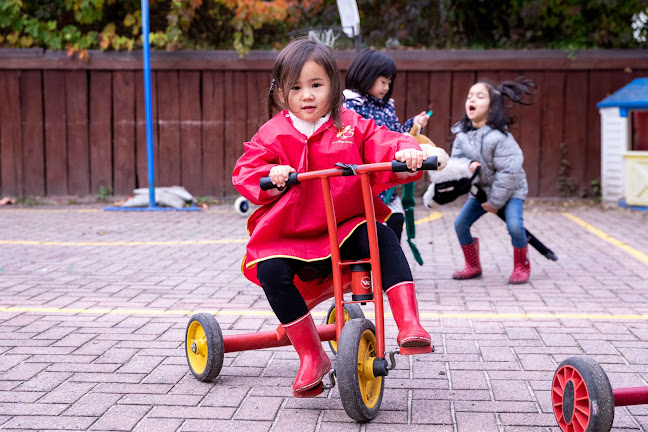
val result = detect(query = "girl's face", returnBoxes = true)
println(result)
[465,83,490,128]
[368,76,391,100]
[285,60,331,123]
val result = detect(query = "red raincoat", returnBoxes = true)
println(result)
[233,108,421,286]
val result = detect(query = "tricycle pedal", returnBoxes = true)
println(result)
[399,345,434,355]
[293,382,324,398]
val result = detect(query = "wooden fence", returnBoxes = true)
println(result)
[1,48,647,198]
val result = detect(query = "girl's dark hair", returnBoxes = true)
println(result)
[344,49,397,102]
[267,38,343,129]
[459,77,537,134]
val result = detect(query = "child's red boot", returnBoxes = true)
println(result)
[509,245,530,284]
[452,238,482,280]
[282,313,331,397]
[386,282,432,348]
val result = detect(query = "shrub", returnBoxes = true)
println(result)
[1,0,646,59]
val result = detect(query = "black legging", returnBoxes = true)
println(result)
[257,222,413,324]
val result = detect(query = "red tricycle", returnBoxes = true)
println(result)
[552,356,648,431]
[184,158,437,422]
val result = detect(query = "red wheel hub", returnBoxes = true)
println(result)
[552,365,592,432]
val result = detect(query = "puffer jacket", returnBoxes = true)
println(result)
[450,122,528,209]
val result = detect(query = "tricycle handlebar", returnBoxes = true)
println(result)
[260,157,438,191]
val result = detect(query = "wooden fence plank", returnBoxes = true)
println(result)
[179,71,202,194]
[43,71,68,195]
[426,72,452,150]
[202,71,225,196]
[247,71,270,142]
[392,72,407,123]
[450,72,475,130]
[66,71,90,195]
[0,71,23,196]
[564,71,589,194]
[517,72,543,196]
[156,71,181,187]
[20,71,45,196]
[539,71,566,196]
[112,71,136,195]
[404,71,429,130]
[89,71,112,194]
[224,71,248,197]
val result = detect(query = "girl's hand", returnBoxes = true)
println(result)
[395,149,427,171]
[269,165,296,188]
[414,111,429,128]
[482,202,498,213]
[469,161,481,173]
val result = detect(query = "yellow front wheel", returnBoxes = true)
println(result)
[185,313,223,382]
[336,318,384,422]
[326,302,365,354]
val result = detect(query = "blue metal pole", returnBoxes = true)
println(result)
[141,0,156,208]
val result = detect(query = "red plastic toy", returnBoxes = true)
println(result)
[185,158,437,422]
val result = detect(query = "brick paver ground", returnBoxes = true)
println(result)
[1,199,647,431]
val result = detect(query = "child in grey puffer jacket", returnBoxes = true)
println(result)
[451,77,536,284]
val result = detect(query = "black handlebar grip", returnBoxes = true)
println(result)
[259,172,300,191]
[391,156,438,172]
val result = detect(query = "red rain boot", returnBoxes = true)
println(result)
[282,313,332,397]
[509,245,530,284]
[386,282,432,348]
[452,238,482,280]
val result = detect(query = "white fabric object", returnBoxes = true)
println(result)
[121,186,195,209]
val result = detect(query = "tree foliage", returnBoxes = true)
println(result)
[1,0,646,60]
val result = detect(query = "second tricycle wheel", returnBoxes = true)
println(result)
[336,318,384,422]
[185,313,224,382]
[326,302,365,354]
[552,356,615,432]
[234,196,252,217]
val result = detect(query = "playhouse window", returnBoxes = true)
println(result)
[631,110,648,151]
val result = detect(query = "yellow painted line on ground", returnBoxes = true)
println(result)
[0,208,231,213]
[563,213,648,266]
[2,306,647,321]
[414,212,443,225]
[0,239,247,246]
[0,209,102,213]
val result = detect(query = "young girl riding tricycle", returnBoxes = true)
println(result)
[185,38,437,422]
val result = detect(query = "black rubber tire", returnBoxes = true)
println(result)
[552,356,615,432]
[336,318,384,422]
[325,302,365,354]
[185,313,224,382]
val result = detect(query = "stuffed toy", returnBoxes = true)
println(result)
[422,158,476,208]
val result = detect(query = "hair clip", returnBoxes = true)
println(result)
[270,78,275,91]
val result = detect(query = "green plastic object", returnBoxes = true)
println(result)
[401,182,423,265]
